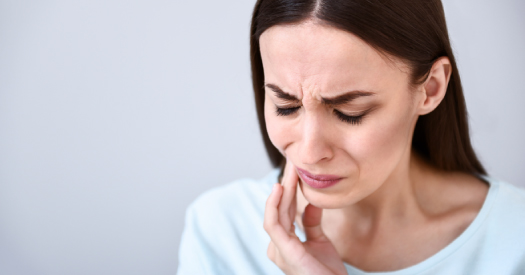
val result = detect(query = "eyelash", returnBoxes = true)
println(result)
[275,107,366,125]
[275,106,301,116]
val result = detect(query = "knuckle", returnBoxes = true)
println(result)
[263,220,272,232]
[263,217,278,233]
[266,243,274,260]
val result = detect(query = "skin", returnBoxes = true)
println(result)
[261,20,489,274]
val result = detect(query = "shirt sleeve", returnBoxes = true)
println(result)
[176,201,233,275]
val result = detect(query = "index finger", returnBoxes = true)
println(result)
[278,159,298,227]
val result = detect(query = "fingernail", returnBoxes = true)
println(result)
[272,183,279,192]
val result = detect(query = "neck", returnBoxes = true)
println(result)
[351,151,431,215]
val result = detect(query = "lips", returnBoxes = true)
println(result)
[296,167,343,189]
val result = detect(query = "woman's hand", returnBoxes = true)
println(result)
[264,159,347,275]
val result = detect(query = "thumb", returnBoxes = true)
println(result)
[302,203,327,242]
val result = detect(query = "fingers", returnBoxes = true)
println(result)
[266,186,339,275]
[279,159,299,232]
[267,240,276,261]
[288,191,297,234]
[264,183,294,248]
[302,203,328,242]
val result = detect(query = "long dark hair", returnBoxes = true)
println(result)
[250,0,486,175]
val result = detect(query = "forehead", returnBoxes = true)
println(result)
[259,21,409,95]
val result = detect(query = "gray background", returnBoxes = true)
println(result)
[0,0,523,274]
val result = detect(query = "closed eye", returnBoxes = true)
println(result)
[275,106,300,116]
[275,105,368,125]
[333,110,365,125]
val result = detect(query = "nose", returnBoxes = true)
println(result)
[298,112,334,165]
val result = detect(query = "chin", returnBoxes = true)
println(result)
[300,185,349,209]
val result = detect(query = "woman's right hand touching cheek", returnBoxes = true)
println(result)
[264,159,348,275]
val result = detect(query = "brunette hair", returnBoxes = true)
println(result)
[250,0,486,175]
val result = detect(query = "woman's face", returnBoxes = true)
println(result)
[260,22,423,209]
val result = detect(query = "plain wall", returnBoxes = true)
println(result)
[0,0,523,274]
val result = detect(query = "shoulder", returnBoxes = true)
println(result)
[479,177,525,258]
[181,168,281,246]
[431,172,521,223]
[486,177,525,224]
[463,177,525,273]
[177,169,282,274]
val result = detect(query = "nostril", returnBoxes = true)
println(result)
[299,142,333,165]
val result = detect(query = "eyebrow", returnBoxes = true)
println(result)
[264,83,375,105]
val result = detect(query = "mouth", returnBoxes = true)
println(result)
[296,167,343,189]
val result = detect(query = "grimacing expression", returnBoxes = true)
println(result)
[260,22,423,209]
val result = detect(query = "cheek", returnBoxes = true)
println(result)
[345,104,414,177]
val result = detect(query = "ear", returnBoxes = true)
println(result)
[417,57,452,115]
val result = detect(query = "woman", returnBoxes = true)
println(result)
[177,0,525,274]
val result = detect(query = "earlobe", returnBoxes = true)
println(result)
[418,57,452,115]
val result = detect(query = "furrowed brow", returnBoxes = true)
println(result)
[322,91,374,105]
[265,83,299,102]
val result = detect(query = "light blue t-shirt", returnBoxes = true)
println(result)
[177,169,525,274]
